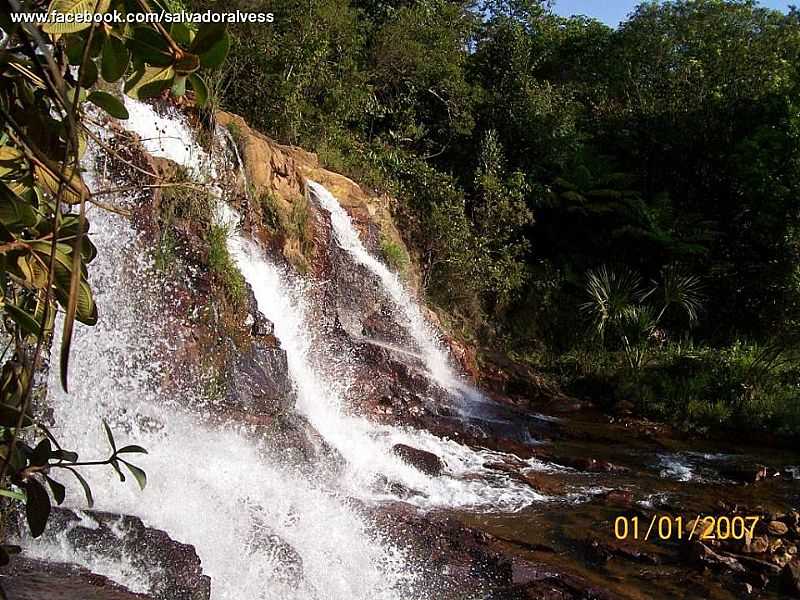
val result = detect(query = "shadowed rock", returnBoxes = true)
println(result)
[0,557,152,600]
[392,444,444,476]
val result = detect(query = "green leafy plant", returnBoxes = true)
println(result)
[581,264,704,369]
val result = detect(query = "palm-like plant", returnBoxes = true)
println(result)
[580,265,643,340]
[581,263,705,370]
[643,264,704,324]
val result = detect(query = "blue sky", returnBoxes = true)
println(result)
[552,1,794,26]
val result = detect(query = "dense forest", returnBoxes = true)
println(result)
[187,0,800,437]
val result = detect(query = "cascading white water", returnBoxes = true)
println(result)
[307,181,485,408]
[24,102,422,600]
[222,210,554,510]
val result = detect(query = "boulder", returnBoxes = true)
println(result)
[0,557,152,600]
[44,509,210,600]
[769,521,790,536]
[392,444,445,476]
[782,561,800,597]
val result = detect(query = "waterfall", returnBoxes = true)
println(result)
[307,182,484,407]
[23,100,558,598]
[222,210,553,510]
[24,103,420,600]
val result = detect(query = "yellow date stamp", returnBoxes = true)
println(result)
[613,515,761,542]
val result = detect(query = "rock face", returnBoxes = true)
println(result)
[43,509,210,600]
[225,307,292,416]
[1,557,152,600]
[215,111,417,288]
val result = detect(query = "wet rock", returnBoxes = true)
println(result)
[719,464,768,484]
[586,538,659,565]
[687,541,745,573]
[553,456,628,473]
[445,336,479,382]
[519,472,567,496]
[0,557,152,600]
[44,509,210,600]
[373,476,427,500]
[226,338,292,415]
[596,489,634,507]
[254,533,304,588]
[769,521,789,536]
[392,444,444,476]
[505,558,618,599]
[371,503,512,597]
[782,561,800,597]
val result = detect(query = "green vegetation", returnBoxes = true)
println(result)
[380,236,409,274]
[258,190,282,232]
[191,0,800,438]
[289,195,314,262]
[0,0,228,552]
[207,223,246,305]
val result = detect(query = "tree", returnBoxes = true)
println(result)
[470,129,532,306]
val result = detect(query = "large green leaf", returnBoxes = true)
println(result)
[188,73,208,107]
[87,91,129,119]
[64,467,93,507]
[102,419,116,452]
[124,65,175,100]
[120,460,147,490]
[126,27,173,67]
[101,35,130,83]
[117,445,147,454]
[170,22,193,46]
[78,59,99,87]
[23,478,50,538]
[3,302,42,338]
[190,24,230,68]
[34,164,89,206]
[0,183,37,230]
[0,146,35,204]
[52,260,97,325]
[45,476,66,505]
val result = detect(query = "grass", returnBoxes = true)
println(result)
[290,195,313,260]
[258,190,281,232]
[380,235,409,274]
[556,342,800,439]
[207,223,247,306]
